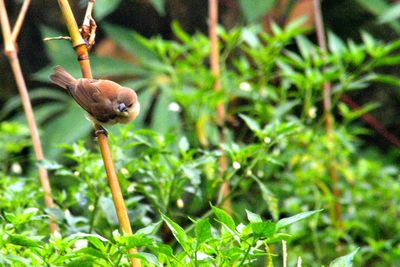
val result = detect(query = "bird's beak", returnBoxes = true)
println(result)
[117,103,127,112]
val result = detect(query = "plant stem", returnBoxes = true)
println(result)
[0,0,57,234]
[313,0,343,229]
[11,0,31,42]
[55,0,140,265]
[209,0,232,214]
[89,194,100,233]
[237,239,254,267]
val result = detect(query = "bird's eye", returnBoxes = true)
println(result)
[127,103,133,108]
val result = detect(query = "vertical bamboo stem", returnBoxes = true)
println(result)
[0,0,57,233]
[313,0,342,228]
[208,0,231,213]
[55,0,140,265]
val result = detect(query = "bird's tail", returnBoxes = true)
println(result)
[49,66,77,90]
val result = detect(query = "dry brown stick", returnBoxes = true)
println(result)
[11,0,31,42]
[0,0,58,233]
[55,0,140,266]
[208,0,231,214]
[43,36,72,42]
[313,0,343,228]
[80,0,96,48]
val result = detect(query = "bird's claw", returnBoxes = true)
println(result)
[94,126,108,137]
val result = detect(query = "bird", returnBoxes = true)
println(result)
[49,66,140,135]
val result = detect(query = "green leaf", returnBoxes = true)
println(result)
[130,252,159,265]
[329,248,359,267]
[239,114,261,133]
[42,103,92,159]
[355,0,400,32]
[150,0,165,16]
[250,175,279,220]
[246,210,262,223]
[172,21,191,43]
[99,196,119,226]
[239,0,275,22]
[161,213,191,253]
[36,159,62,170]
[251,221,276,238]
[211,205,236,230]
[295,36,314,59]
[122,235,153,248]
[277,209,323,230]
[75,247,108,260]
[378,2,400,24]
[103,24,160,62]
[151,90,180,134]
[179,136,190,152]
[8,235,42,248]
[136,221,162,235]
[86,236,106,251]
[195,218,212,244]
[328,32,346,54]
[66,256,95,267]
[94,0,121,20]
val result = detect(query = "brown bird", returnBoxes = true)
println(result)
[49,66,140,133]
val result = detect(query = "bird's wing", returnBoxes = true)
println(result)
[69,79,115,123]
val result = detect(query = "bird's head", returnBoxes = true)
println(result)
[115,88,140,123]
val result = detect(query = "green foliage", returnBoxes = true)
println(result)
[239,0,276,22]
[2,20,400,266]
[94,0,122,20]
[356,0,400,32]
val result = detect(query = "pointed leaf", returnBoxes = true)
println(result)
[329,248,359,267]
[239,114,261,133]
[277,209,323,230]
[211,205,236,230]
[246,210,262,223]
[251,221,276,238]
[161,213,191,253]
[195,218,212,244]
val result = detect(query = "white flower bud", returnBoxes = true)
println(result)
[120,168,129,175]
[239,82,251,92]
[232,161,241,170]
[168,102,181,112]
[176,198,184,209]
[74,239,88,249]
[11,163,22,174]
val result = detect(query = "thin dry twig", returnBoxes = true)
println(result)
[208,0,232,214]
[0,0,57,233]
[55,0,140,266]
[80,0,96,49]
[313,0,343,229]
[282,240,287,267]
[43,36,72,42]
[11,0,31,42]
[297,256,302,267]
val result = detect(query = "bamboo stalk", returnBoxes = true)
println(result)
[0,0,58,234]
[208,0,232,214]
[313,0,343,228]
[55,0,140,266]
